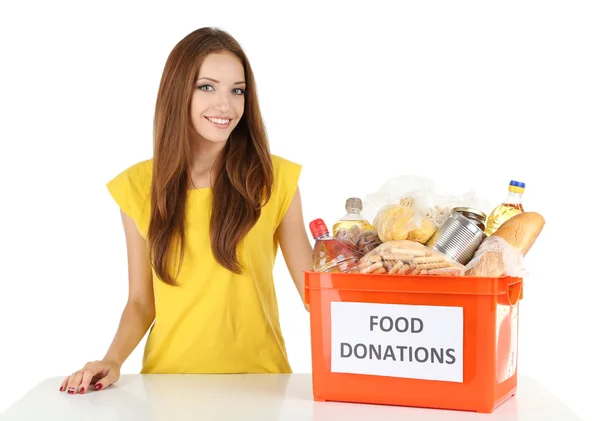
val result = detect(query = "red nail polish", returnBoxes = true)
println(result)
[95,383,103,390]
[68,389,74,395]
[80,387,85,394]
[60,386,65,391]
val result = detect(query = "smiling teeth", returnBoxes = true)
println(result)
[208,117,230,124]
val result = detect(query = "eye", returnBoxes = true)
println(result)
[232,88,246,95]
[198,84,214,91]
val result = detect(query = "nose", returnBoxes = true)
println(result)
[214,90,232,112]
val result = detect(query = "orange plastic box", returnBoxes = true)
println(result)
[304,271,523,413]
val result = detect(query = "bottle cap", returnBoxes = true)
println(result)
[309,218,329,239]
[508,180,525,194]
[345,197,363,212]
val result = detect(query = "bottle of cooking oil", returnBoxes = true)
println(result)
[332,197,375,238]
[484,180,525,236]
[309,218,358,273]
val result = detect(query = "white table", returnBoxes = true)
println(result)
[2,373,582,421]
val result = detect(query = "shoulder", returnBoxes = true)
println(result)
[270,154,302,179]
[106,158,153,220]
[269,154,302,226]
[107,159,153,192]
[115,158,153,184]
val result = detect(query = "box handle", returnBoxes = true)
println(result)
[304,282,310,305]
[507,282,523,306]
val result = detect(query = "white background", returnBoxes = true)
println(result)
[0,1,598,420]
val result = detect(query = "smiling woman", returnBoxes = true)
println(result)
[58,27,314,396]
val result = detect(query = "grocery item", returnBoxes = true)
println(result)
[464,236,526,277]
[355,230,382,255]
[484,180,525,236]
[422,205,453,228]
[452,207,487,232]
[332,198,382,256]
[489,212,545,256]
[426,211,486,265]
[309,218,358,273]
[357,240,465,276]
[332,197,375,237]
[373,203,437,244]
[465,212,545,277]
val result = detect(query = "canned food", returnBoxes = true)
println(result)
[426,211,486,265]
[452,207,487,232]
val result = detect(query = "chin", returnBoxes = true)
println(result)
[203,133,230,144]
[191,127,232,145]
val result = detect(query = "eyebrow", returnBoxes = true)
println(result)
[196,77,246,85]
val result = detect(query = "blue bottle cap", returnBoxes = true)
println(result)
[509,180,525,188]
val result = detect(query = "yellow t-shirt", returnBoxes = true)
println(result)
[106,154,302,374]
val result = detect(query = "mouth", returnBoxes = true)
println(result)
[205,116,233,129]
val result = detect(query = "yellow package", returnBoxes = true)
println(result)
[373,204,437,244]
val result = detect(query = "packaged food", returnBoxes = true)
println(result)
[332,198,382,256]
[426,211,486,265]
[464,236,526,277]
[452,207,487,232]
[364,176,492,246]
[372,202,437,244]
[357,240,465,276]
[355,229,382,255]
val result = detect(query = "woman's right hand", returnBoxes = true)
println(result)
[59,359,121,395]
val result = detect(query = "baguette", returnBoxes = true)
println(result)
[491,212,545,256]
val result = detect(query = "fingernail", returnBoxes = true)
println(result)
[94,383,103,390]
[59,386,65,392]
[68,389,75,395]
[80,387,85,394]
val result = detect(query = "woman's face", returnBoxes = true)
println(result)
[190,51,246,144]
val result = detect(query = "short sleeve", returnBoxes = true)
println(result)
[272,155,302,228]
[106,160,152,231]
[106,168,134,218]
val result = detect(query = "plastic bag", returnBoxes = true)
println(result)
[373,202,437,244]
[362,176,435,223]
[365,176,492,246]
[464,236,527,277]
[334,226,382,258]
[357,240,465,276]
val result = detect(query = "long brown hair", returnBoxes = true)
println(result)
[148,27,273,286]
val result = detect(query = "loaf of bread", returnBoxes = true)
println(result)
[491,212,545,256]
[465,212,544,277]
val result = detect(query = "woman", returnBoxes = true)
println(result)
[59,27,313,395]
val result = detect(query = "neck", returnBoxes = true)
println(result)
[188,133,228,188]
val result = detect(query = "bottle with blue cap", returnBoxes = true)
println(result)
[484,180,526,236]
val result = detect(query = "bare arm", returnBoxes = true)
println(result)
[276,187,313,312]
[102,210,156,366]
[61,210,156,394]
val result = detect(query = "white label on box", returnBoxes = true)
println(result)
[331,301,464,382]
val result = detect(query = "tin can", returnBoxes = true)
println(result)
[426,211,486,265]
[452,207,487,232]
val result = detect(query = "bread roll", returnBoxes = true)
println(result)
[491,212,545,256]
